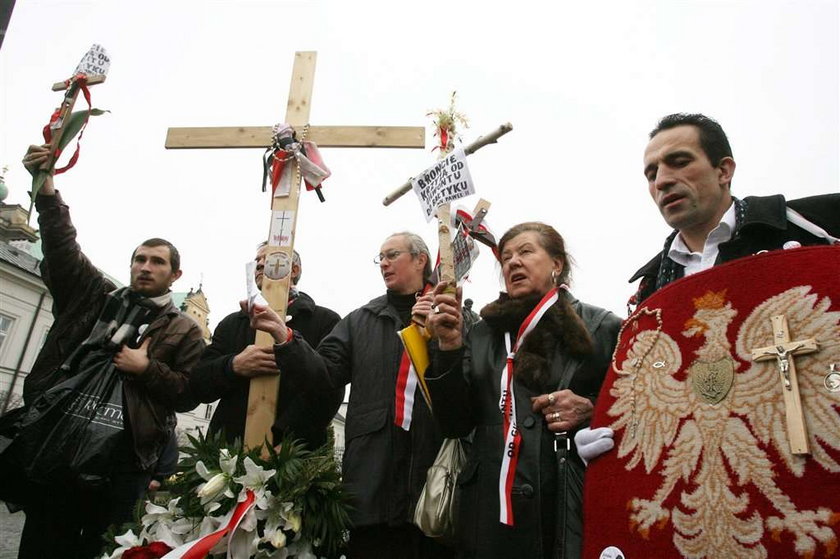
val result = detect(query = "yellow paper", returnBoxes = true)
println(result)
[398,324,432,409]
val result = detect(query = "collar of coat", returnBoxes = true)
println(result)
[479,290,594,392]
[628,194,792,284]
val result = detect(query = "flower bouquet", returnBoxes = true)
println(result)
[100,430,350,559]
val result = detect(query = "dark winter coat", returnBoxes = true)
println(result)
[425,291,621,559]
[630,194,840,303]
[188,292,343,448]
[23,192,205,471]
[273,294,445,528]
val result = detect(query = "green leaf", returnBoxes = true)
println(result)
[57,108,110,151]
[29,171,48,208]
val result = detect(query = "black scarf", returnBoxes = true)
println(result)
[480,291,594,393]
[61,288,167,374]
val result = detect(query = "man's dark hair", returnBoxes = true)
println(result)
[133,238,180,273]
[650,113,733,167]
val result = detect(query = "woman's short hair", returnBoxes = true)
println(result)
[388,232,433,283]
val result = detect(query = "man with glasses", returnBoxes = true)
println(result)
[246,232,452,558]
[188,246,343,449]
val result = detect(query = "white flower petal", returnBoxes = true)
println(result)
[113,529,141,548]
[195,460,213,481]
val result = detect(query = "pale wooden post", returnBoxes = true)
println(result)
[166,51,425,451]
[751,314,819,455]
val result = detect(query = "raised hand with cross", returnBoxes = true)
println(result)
[166,51,424,452]
[751,314,819,455]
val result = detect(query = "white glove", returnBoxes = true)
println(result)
[574,426,615,466]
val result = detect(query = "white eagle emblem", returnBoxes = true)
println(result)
[608,286,840,558]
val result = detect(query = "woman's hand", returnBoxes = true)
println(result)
[411,290,434,327]
[531,389,593,432]
[426,281,463,350]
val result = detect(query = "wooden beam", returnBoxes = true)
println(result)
[51,74,106,91]
[244,51,311,453]
[165,125,425,149]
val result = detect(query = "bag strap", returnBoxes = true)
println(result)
[786,207,840,244]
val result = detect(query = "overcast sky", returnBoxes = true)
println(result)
[1,0,837,328]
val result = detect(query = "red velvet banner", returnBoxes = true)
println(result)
[584,246,840,559]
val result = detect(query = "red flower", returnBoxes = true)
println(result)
[122,541,172,559]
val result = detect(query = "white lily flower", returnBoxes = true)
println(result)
[196,450,241,506]
[228,525,260,559]
[141,497,183,529]
[206,501,222,514]
[195,459,213,480]
[233,457,276,503]
[261,509,286,550]
[219,448,238,475]
[270,528,287,549]
[198,514,223,537]
[197,472,229,503]
[106,529,143,559]
[285,510,302,533]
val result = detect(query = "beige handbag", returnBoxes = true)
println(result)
[414,437,467,539]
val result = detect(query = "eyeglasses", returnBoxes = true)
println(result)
[373,250,416,264]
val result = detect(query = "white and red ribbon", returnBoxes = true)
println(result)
[269,123,331,197]
[394,350,418,430]
[497,287,560,526]
[394,284,433,430]
[161,490,256,559]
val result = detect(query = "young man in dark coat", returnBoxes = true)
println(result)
[245,232,453,559]
[188,247,343,449]
[630,112,840,305]
[14,145,206,559]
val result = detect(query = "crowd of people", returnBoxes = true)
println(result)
[0,113,838,558]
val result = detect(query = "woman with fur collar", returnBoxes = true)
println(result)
[424,222,621,559]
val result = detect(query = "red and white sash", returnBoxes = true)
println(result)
[162,490,256,559]
[394,350,419,430]
[394,285,433,431]
[498,287,560,525]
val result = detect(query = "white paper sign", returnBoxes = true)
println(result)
[411,148,475,221]
[74,44,111,76]
[245,261,269,312]
[268,210,295,247]
[452,225,480,284]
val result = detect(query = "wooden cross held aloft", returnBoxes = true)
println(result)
[382,123,511,287]
[751,314,819,455]
[166,51,425,452]
[42,75,107,174]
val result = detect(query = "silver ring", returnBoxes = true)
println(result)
[433,305,441,314]
[547,393,555,405]
[551,412,561,422]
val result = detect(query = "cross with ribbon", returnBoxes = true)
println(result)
[166,51,425,453]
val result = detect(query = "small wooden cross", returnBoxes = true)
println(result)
[751,314,819,455]
[40,74,107,174]
[166,51,425,451]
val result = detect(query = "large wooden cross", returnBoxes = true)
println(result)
[750,314,819,455]
[166,51,425,451]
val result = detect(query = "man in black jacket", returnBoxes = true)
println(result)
[629,113,840,306]
[188,246,343,449]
